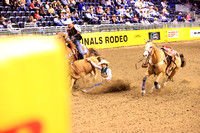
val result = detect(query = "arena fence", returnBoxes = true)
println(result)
[0,22,200,36]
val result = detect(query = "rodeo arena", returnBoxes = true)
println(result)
[0,0,200,132]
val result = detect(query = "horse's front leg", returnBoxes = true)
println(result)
[149,72,164,93]
[141,74,150,96]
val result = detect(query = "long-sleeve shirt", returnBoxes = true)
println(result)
[90,61,112,80]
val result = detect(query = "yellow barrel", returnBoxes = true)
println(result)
[0,36,71,133]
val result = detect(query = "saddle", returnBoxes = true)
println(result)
[161,46,178,76]
[161,46,176,57]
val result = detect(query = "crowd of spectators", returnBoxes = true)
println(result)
[0,0,199,29]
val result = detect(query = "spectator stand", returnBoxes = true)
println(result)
[0,0,199,31]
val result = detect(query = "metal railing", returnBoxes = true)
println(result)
[0,22,200,36]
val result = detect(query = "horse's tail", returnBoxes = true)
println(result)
[180,53,186,67]
[88,48,100,56]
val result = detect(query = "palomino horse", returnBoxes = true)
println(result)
[141,40,186,96]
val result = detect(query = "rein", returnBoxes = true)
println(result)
[135,58,144,69]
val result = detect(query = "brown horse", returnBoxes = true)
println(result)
[56,32,101,90]
[141,40,186,96]
[70,56,101,90]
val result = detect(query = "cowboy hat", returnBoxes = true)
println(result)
[54,14,59,17]
[61,10,66,13]
[66,19,72,24]
[98,59,109,65]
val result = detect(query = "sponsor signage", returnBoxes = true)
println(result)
[190,29,200,37]
[81,35,128,45]
[168,30,179,38]
[148,32,160,40]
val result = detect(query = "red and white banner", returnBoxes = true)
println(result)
[167,30,179,38]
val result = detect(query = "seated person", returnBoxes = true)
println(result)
[149,6,157,17]
[33,19,39,27]
[186,13,192,22]
[84,9,93,24]
[125,18,131,25]
[110,14,119,24]
[54,14,64,26]
[34,0,41,10]
[160,14,171,22]
[121,0,128,8]
[48,4,56,17]
[133,14,139,23]
[27,15,34,23]
[105,7,111,15]
[115,0,122,7]
[96,6,104,15]
[118,14,125,23]
[129,9,134,19]
[161,0,170,9]
[101,13,110,21]
[90,9,99,22]
[71,10,80,21]
[135,0,142,9]
[153,18,160,24]
[29,0,39,11]
[140,18,145,24]
[34,10,44,21]
[162,6,169,16]
[11,1,19,11]
[39,5,47,17]
[173,18,178,24]
[192,3,199,12]
[125,9,131,19]
[60,15,68,26]
[0,16,7,28]
[45,1,50,10]
[144,18,150,25]
[177,12,184,22]
[105,0,114,8]
[3,0,11,6]
[114,6,119,15]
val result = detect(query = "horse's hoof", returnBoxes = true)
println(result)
[141,90,145,96]
[81,89,87,93]
[156,85,161,89]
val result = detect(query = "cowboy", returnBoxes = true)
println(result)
[82,59,112,92]
[161,45,177,75]
[66,19,84,59]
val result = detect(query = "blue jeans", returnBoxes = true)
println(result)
[74,40,84,59]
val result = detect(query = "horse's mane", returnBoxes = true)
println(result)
[88,48,100,57]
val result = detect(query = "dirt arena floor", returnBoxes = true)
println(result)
[72,40,200,133]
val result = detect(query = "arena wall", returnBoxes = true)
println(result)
[81,27,200,49]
